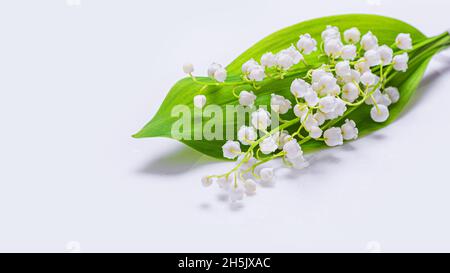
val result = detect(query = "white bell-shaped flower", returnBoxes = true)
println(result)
[354,58,370,73]
[342,82,360,103]
[321,25,340,42]
[214,67,227,82]
[323,127,344,147]
[311,68,330,83]
[383,87,400,103]
[360,31,378,51]
[378,93,392,106]
[229,185,245,202]
[395,33,412,50]
[244,179,257,195]
[248,65,265,81]
[303,115,319,131]
[360,71,377,86]
[251,108,271,130]
[201,176,214,187]
[341,119,358,140]
[324,39,343,58]
[241,59,259,74]
[365,88,383,105]
[260,136,278,154]
[335,61,351,77]
[207,63,222,78]
[290,79,310,98]
[364,49,381,67]
[287,155,309,170]
[283,139,303,159]
[325,98,347,120]
[270,94,292,114]
[341,44,357,60]
[318,96,337,113]
[237,125,257,145]
[193,95,206,109]
[275,52,295,70]
[285,45,304,64]
[378,45,393,65]
[343,27,361,44]
[239,90,256,106]
[309,126,323,139]
[370,104,389,122]
[260,52,276,68]
[293,103,308,119]
[183,63,194,74]
[297,33,317,54]
[259,168,274,183]
[393,53,409,72]
[222,140,241,159]
[304,89,319,107]
[313,111,326,126]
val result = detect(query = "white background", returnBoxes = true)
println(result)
[0,0,449,253]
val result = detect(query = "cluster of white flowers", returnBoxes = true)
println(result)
[186,26,412,202]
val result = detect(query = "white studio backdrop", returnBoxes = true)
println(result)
[0,0,449,252]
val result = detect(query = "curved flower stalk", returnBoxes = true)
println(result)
[133,15,450,202]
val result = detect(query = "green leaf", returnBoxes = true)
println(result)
[133,14,450,159]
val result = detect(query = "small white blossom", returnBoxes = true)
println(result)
[260,52,276,68]
[309,126,323,139]
[335,61,351,77]
[360,31,378,51]
[283,139,303,159]
[273,130,291,148]
[193,95,206,109]
[276,52,295,70]
[342,82,360,102]
[364,49,381,67]
[323,127,344,147]
[341,119,358,140]
[251,108,271,130]
[229,186,244,202]
[239,90,256,106]
[304,89,319,107]
[360,71,377,86]
[324,39,343,58]
[271,94,292,114]
[384,87,400,103]
[311,67,331,83]
[322,25,340,42]
[340,69,361,84]
[378,45,393,65]
[365,88,383,105]
[259,168,274,183]
[214,67,227,82]
[244,179,257,195]
[344,27,361,44]
[237,125,257,145]
[201,176,213,187]
[290,79,310,98]
[370,104,389,122]
[318,96,337,113]
[260,136,278,154]
[354,58,370,73]
[293,104,308,119]
[313,111,326,126]
[316,74,339,96]
[303,115,319,131]
[325,98,347,120]
[297,33,317,54]
[248,65,265,81]
[182,63,194,74]
[207,63,222,78]
[284,45,304,64]
[393,53,409,72]
[242,59,259,74]
[395,33,413,50]
[287,156,309,170]
[341,44,357,60]
[222,140,241,159]
[237,155,257,171]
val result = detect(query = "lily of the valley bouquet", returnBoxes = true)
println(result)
[134,15,450,202]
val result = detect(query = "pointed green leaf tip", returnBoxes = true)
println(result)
[134,14,450,159]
